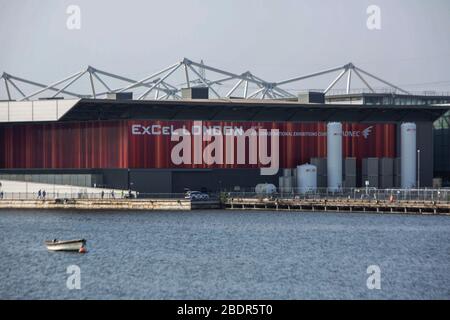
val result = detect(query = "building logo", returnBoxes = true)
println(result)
[342,126,373,139]
[362,126,373,139]
[132,124,375,139]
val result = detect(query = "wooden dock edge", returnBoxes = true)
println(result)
[224,198,450,216]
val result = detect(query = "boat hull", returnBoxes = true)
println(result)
[45,239,86,251]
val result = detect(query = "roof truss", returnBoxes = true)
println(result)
[0,59,411,101]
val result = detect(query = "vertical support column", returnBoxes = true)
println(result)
[327,122,343,191]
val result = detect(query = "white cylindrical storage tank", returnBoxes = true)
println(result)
[278,176,285,194]
[283,168,293,177]
[327,122,343,191]
[292,169,297,189]
[401,122,417,189]
[297,164,317,193]
[283,176,293,193]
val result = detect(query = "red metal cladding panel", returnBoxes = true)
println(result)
[0,121,128,169]
[0,120,396,169]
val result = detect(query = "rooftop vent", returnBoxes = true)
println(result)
[106,92,133,100]
[181,87,209,99]
[298,91,325,104]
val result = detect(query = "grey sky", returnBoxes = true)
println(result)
[0,0,449,95]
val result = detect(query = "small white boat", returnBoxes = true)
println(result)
[45,239,86,252]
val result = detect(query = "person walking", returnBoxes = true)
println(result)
[38,189,42,199]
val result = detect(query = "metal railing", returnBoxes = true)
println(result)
[224,187,450,203]
[326,88,450,97]
[1,188,448,203]
[0,192,219,201]
[0,191,129,200]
